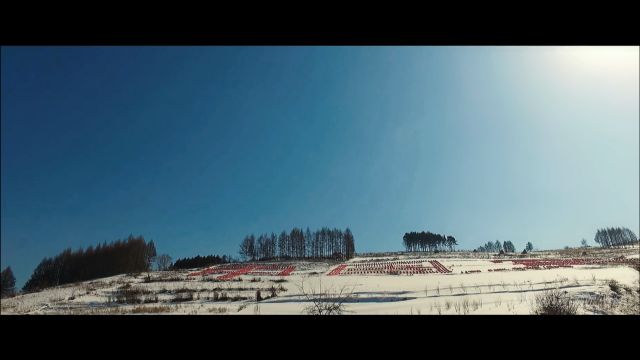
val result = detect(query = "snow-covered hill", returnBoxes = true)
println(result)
[2,248,638,315]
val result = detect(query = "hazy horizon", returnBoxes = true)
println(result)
[2,46,638,288]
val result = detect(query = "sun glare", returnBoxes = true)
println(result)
[555,46,639,74]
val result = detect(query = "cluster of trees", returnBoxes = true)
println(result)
[475,240,518,253]
[155,254,173,271]
[1,267,16,298]
[23,235,157,292]
[502,241,517,253]
[239,234,279,260]
[594,227,638,248]
[239,227,355,261]
[402,232,457,252]
[171,254,233,270]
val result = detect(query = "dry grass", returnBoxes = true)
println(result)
[131,305,172,314]
[462,297,470,314]
[433,302,442,315]
[208,306,228,314]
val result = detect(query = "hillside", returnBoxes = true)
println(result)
[2,247,638,315]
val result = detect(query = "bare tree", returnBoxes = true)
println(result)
[156,254,172,271]
[239,235,255,261]
[297,279,355,315]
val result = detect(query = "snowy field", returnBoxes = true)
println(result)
[2,247,638,315]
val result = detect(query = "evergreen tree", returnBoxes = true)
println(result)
[23,235,155,292]
[1,266,16,298]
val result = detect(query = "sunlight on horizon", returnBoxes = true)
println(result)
[550,46,639,78]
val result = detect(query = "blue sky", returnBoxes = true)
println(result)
[2,46,638,287]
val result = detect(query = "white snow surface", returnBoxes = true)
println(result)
[2,248,638,315]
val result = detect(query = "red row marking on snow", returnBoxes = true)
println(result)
[277,266,295,276]
[327,264,348,276]
[429,260,452,273]
[217,265,258,280]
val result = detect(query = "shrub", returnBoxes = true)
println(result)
[532,289,579,315]
[171,292,194,302]
[173,287,194,294]
[113,286,153,304]
[608,280,622,295]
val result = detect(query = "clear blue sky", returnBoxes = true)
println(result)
[2,46,638,287]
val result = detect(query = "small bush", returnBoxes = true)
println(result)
[113,286,153,304]
[172,287,194,294]
[171,292,194,302]
[532,289,579,315]
[608,280,622,295]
